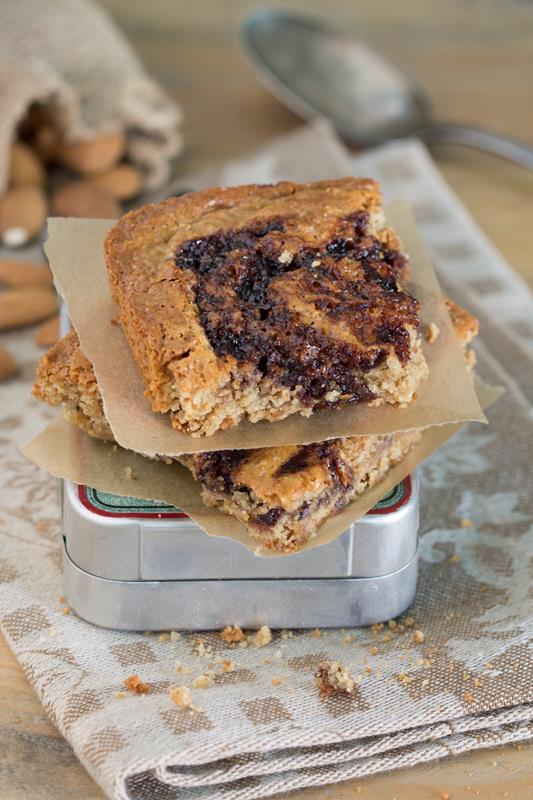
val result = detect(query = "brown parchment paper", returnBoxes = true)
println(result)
[20,381,500,557]
[43,201,486,457]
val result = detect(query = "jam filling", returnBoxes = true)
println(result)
[175,212,419,404]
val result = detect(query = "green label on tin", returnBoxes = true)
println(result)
[85,487,181,514]
[372,481,406,510]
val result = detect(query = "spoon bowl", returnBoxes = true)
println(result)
[242,9,429,146]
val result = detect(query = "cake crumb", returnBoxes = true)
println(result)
[169,685,192,708]
[310,628,321,639]
[369,645,379,656]
[170,631,181,641]
[449,553,461,563]
[175,661,192,675]
[371,623,384,634]
[61,606,70,615]
[440,792,450,800]
[221,625,245,643]
[114,691,127,700]
[464,692,474,704]
[460,517,473,528]
[404,616,415,627]
[271,678,283,686]
[315,661,358,697]
[473,677,481,688]
[221,659,235,673]
[123,675,149,694]
[425,322,440,343]
[124,466,135,481]
[253,625,273,648]
[158,632,170,643]
[412,630,425,644]
[192,671,215,689]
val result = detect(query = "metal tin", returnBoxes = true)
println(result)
[62,475,419,630]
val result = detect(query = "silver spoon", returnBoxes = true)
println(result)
[241,9,533,170]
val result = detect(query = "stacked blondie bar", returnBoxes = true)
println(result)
[33,178,478,552]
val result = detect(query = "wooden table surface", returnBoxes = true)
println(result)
[2,1,533,798]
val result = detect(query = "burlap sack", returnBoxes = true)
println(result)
[0,0,182,192]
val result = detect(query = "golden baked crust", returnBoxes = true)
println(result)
[105,179,427,437]
[33,329,113,441]
[32,300,477,552]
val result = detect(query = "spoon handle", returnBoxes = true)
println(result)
[418,123,533,170]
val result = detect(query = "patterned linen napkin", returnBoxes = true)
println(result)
[1,122,532,800]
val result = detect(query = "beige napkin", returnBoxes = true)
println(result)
[0,0,182,193]
[1,123,533,799]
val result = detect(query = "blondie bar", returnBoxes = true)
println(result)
[33,299,477,552]
[105,179,427,436]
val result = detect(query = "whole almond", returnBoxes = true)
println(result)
[0,259,53,289]
[9,141,46,187]
[88,164,142,200]
[56,132,125,175]
[0,288,58,331]
[0,186,47,246]
[35,314,60,347]
[51,182,120,219]
[0,344,17,381]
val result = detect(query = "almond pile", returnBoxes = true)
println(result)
[0,257,60,379]
[0,102,143,249]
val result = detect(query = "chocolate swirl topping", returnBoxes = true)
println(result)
[175,211,419,404]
